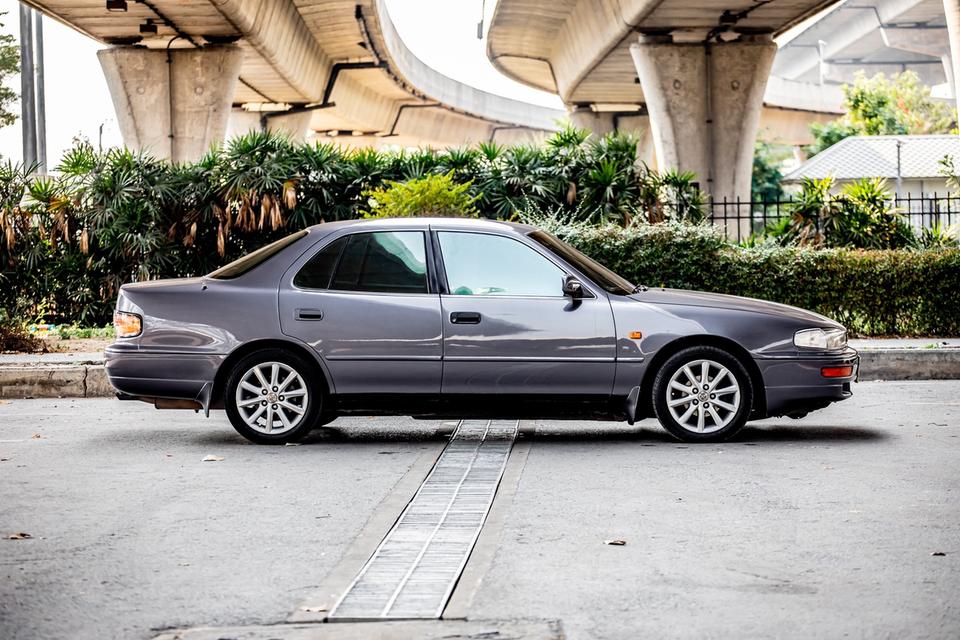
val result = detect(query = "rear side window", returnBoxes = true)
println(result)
[209,230,308,279]
[294,236,347,289]
[296,231,429,294]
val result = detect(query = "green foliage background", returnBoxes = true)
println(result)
[0,11,19,129]
[1,129,958,336]
[534,219,960,337]
[807,70,956,156]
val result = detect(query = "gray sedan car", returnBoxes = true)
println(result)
[105,217,859,444]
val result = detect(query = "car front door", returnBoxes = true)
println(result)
[435,229,616,396]
[279,229,442,395]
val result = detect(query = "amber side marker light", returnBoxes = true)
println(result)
[114,311,142,338]
[629,331,643,339]
[821,365,854,378]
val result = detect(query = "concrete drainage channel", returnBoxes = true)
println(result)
[154,419,563,640]
[328,419,518,620]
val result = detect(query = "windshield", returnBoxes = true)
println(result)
[209,230,308,279]
[528,230,635,295]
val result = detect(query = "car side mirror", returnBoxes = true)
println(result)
[562,275,585,299]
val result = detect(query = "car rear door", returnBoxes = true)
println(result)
[279,227,442,394]
[434,228,617,396]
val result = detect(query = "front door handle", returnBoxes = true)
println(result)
[295,308,324,321]
[450,311,481,324]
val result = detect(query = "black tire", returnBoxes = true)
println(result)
[652,345,753,443]
[224,348,325,444]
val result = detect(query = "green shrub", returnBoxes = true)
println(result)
[2,130,957,336]
[53,324,114,340]
[0,308,46,353]
[775,177,917,249]
[362,172,479,219]
[544,221,960,336]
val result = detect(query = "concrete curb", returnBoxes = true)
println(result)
[856,348,960,381]
[0,363,111,399]
[1,349,958,399]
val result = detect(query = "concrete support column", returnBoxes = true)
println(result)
[629,34,776,209]
[225,109,314,143]
[266,110,314,142]
[614,113,656,169]
[568,106,615,135]
[568,107,656,168]
[98,45,242,163]
[944,0,960,106]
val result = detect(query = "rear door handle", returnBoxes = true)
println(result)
[295,308,324,321]
[450,311,481,324]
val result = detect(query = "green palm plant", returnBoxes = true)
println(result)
[785,177,837,246]
[579,158,640,225]
[543,125,590,208]
[435,147,480,183]
[219,131,300,235]
[831,178,915,249]
[291,142,352,224]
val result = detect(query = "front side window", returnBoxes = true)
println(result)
[323,231,429,294]
[438,231,565,297]
[528,230,634,295]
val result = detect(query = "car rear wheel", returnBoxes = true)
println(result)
[225,349,323,444]
[652,346,753,442]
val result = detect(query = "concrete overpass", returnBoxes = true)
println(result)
[775,0,956,91]
[486,0,960,202]
[23,0,564,161]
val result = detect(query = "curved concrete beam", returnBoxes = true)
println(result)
[370,0,562,131]
[487,0,841,104]
[209,0,331,103]
[772,0,930,81]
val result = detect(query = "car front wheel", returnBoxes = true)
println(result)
[224,349,323,444]
[652,346,753,442]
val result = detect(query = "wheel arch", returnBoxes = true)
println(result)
[639,335,766,419]
[212,338,332,410]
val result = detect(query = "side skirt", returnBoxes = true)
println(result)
[331,393,626,421]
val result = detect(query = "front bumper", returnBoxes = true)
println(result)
[104,344,224,411]
[757,347,859,417]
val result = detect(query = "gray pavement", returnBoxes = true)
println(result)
[1,384,959,639]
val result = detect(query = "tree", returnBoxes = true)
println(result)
[751,141,788,202]
[0,11,19,128]
[806,70,956,156]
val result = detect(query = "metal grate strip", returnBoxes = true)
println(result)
[327,419,519,620]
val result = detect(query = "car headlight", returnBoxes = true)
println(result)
[794,328,846,350]
[113,310,142,338]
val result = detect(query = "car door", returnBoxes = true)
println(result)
[435,229,617,396]
[279,228,442,395]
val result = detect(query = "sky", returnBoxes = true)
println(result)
[0,0,562,166]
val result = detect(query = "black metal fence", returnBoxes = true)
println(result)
[705,192,960,243]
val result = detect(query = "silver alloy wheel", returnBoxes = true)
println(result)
[235,361,309,435]
[665,359,741,434]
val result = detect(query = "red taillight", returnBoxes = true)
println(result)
[821,365,853,378]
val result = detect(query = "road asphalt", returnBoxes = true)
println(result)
[1,382,958,639]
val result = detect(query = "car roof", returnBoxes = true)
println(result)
[305,217,536,236]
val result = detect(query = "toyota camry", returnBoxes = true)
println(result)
[105,218,859,444]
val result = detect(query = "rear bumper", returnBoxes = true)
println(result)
[757,348,859,417]
[104,345,224,410]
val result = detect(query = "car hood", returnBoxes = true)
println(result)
[629,288,842,328]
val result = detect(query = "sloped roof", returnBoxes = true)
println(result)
[783,135,960,182]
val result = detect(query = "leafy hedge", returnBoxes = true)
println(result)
[1,130,958,336]
[544,221,960,336]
